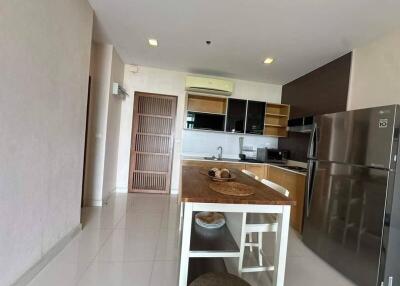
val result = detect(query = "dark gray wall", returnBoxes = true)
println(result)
[279,52,352,162]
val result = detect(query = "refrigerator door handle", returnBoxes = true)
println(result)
[307,122,318,159]
[305,122,318,218]
[315,124,319,158]
[305,160,316,217]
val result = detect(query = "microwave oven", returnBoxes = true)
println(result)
[256,148,289,163]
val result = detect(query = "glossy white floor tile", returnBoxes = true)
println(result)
[155,229,180,261]
[27,259,83,286]
[27,193,355,286]
[150,260,179,286]
[96,228,159,262]
[116,212,164,230]
[77,261,153,286]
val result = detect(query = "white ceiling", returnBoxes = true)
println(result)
[89,0,400,84]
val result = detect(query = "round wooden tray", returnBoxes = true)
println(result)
[209,181,255,197]
[199,169,236,182]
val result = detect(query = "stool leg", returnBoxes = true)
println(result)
[249,233,253,252]
[238,213,247,277]
[258,232,263,266]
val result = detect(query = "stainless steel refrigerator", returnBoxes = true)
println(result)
[303,105,400,286]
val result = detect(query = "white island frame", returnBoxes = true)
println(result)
[179,202,291,286]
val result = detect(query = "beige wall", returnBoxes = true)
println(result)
[84,43,124,205]
[348,29,400,110]
[103,49,124,202]
[84,43,113,206]
[0,0,93,285]
[117,66,282,194]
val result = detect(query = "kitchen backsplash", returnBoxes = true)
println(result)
[182,129,278,159]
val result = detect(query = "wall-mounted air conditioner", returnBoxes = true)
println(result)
[185,76,234,96]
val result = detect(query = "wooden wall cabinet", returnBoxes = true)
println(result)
[186,94,227,131]
[264,103,290,137]
[226,99,247,133]
[246,101,266,135]
[266,166,306,232]
[187,94,227,114]
[185,93,290,138]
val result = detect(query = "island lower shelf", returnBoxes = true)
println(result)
[190,214,240,258]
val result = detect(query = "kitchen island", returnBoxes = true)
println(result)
[179,166,296,286]
[182,157,307,232]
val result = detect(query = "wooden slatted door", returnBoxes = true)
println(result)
[128,92,177,193]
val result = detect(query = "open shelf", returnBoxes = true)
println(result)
[190,217,240,257]
[265,103,290,114]
[264,123,286,128]
[187,110,226,116]
[265,112,287,117]
[188,258,228,284]
[263,134,287,138]
[265,116,288,127]
[264,103,290,137]
[187,94,227,114]
[264,126,288,137]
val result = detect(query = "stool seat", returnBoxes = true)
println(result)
[246,213,276,224]
[189,272,250,286]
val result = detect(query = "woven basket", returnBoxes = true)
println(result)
[209,182,255,197]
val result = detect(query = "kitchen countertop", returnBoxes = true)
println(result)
[181,156,307,176]
[181,166,296,205]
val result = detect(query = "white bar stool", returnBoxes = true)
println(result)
[241,169,259,181]
[238,179,289,275]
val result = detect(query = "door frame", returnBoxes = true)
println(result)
[81,76,92,208]
[128,91,178,193]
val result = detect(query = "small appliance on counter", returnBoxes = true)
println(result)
[238,136,261,162]
[238,137,245,159]
[256,148,289,163]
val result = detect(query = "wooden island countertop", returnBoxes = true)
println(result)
[181,166,296,206]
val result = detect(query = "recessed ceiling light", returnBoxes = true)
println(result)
[148,38,158,47]
[264,57,274,64]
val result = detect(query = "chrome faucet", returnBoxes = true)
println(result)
[217,146,223,160]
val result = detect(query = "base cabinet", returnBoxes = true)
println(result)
[266,166,306,232]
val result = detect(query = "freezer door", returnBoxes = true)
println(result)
[303,161,390,286]
[313,105,397,169]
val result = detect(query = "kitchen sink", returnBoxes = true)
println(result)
[203,156,220,161]
[203,157,240,162]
